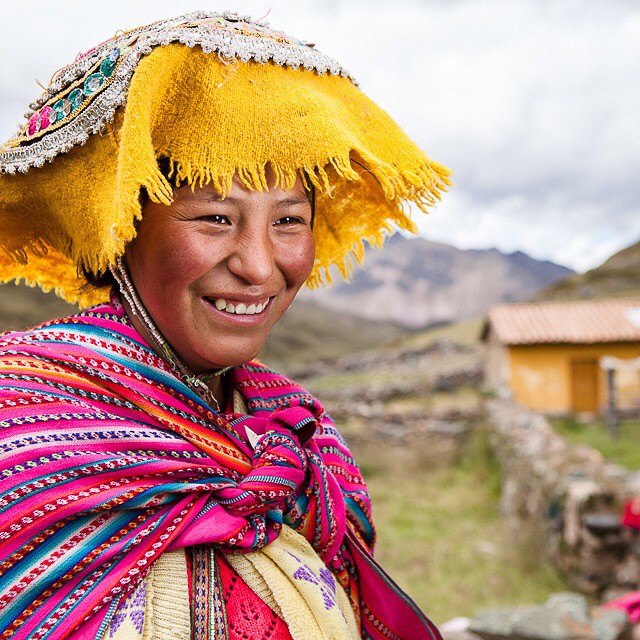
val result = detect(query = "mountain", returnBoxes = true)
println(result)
[534,240,640,301]
[297,235,574,328]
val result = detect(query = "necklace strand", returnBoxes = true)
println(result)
[111,257,231,411]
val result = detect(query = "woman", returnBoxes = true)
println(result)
[0,11,451,640]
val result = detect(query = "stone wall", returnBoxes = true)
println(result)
[487,399,640,596]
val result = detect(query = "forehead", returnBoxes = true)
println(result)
[171,173,309,203]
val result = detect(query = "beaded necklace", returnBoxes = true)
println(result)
[111,257,232,411]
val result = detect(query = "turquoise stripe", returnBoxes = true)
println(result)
[31,511,171,640]
[0,457,161,517]
[122,478,233,509]
[0,512,133,633]
[345,496,375,544]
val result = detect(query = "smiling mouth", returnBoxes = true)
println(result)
[205,297,270,316]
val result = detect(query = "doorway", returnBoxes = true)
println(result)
[570,359,599,413]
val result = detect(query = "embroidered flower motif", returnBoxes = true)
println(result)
[291,558,338,611]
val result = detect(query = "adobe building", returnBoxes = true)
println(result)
[482,299,640,413]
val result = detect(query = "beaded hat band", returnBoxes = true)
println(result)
[0,11,354,174]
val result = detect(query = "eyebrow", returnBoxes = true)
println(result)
[198,194,311,206]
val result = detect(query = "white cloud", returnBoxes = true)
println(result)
[1,0,638,272]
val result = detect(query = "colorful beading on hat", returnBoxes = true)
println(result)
[0,11,452,306]
[0,11,355,174]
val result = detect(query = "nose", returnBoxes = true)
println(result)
[227,225,275,285]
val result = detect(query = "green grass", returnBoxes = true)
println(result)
[550,418,640,470]
[395,317,485,351]
[348,425,566,623]
[304,369,398,394]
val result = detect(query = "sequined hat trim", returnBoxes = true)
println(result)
[0,10,355,175]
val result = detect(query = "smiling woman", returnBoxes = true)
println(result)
[0,11,450,640]
[125,174,316,379]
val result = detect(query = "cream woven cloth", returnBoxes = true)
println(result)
[107,526,358,640]
[106,550,190,640]
[227,524,359,640]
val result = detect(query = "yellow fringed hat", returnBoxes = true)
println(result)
[0,11,451,307]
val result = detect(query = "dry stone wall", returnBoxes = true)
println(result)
[487,399,640,596]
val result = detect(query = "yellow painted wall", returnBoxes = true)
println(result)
[508,343,640,413]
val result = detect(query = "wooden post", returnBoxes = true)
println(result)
[605,367,618,439]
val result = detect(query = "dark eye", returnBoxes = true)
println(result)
[201,214,231,225]
[274,216,304,226]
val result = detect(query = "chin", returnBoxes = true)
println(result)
[197,343,264,370]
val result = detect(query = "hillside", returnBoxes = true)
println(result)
[297,235,573,328]
[534,240,640,301]
[0,281,406,369]
[259,299,407,371]
[0,283,77,332]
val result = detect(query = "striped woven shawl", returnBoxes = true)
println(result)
[0,298,440,640]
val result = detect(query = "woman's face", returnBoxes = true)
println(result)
[125,173,315,373]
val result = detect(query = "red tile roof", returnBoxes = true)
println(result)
[486,299,640,345]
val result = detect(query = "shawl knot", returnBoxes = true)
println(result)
[220,400,326,518]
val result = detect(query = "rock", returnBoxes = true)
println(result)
[616,555,640,587]
[469,594,631,640]
[440,618,472,634]
[440,618,483,640]
[487,398,640,593]
[512,606,594,640]
[544,593,590,622]
[469,607,539,640]
[428,421,467,437]
[591,609,630,640]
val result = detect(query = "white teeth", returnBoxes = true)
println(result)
[210,298,269,315]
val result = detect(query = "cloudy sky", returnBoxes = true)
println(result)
[1,0,637,272]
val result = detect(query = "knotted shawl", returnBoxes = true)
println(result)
[0,299,440,640]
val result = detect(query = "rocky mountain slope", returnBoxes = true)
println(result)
[298,235,573,328]
[534,240,640,301]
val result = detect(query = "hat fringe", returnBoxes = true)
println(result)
[101,149,451,304]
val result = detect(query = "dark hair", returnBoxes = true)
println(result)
[80,266,117,290]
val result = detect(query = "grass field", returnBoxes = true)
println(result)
[550,417,640,469]
[396,317,485,350]
[347,424,566,623]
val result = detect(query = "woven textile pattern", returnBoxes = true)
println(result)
[0,298,440,640]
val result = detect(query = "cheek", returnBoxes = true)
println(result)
[139,229,223,291]
[283,234,316,287]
